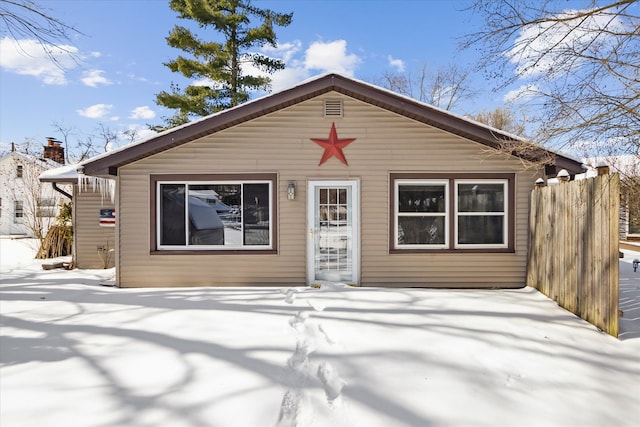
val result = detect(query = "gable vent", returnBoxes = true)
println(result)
[324,99,343,117]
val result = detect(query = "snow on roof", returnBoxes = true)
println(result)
[38,160,116,202]
[1,150,63,170]
[39,163,80,182]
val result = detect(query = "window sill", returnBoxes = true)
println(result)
[150,249,278,255]
[390,248,515,254]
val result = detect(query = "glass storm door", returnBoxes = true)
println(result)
[307,180,359,284]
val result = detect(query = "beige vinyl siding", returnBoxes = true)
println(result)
[73,186,115,269]
[117,93,540,288]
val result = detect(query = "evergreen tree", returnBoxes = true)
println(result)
[156,0,292,128]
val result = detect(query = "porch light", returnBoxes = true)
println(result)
[287,181,296,200]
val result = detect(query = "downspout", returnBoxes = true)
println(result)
[52,182,72,200]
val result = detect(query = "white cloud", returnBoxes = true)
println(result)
[220,39,362,95]
[124,124,157,143]
[269,67,311,92]
[0,37,78,84]
[81,69,112,87]
[507,8,626,78]
[504,84,539,102]
[129,106,156,120]
[76,103,113,119]
[262,40,303,64]
[133,127,157,142]
[304,40,361,76]
[388,55,405,72]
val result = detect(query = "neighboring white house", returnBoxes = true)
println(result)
[0,141,69,237]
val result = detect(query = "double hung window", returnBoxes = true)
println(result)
[14,200,24,222]
[455,181,507,247]
[391,174,514,252]
[154,174,275,252]
[395,180,449,248]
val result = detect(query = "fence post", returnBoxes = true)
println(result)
[557,169,570,183]
[596,162,610,176]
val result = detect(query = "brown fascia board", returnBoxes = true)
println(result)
[39,175,76,183]
[554,155,587,175]
[82,73,584,177]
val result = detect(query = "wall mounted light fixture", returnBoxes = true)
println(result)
[287,181,296,200]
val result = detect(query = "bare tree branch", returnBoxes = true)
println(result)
[373,63,478,112]
[461,0,639,153]
[0,0,82,67]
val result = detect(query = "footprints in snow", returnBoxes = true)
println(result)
[317,362,345,403]
[277,287,346,426]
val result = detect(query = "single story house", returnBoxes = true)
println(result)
[79,73,583,288]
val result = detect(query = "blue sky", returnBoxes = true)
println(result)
[0,0,500,155]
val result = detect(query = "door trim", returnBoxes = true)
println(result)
[306,179,360,285]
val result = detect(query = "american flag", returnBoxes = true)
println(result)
[99,209,116,227]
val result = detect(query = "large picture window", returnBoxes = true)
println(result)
[391,174,514,252]
[153,174,276,252]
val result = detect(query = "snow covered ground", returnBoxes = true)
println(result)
[1,238,639,427]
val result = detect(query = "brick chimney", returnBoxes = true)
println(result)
[44,137,65,164]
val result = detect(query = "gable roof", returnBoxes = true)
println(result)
[81,73,584,177]
[1,151,63,171]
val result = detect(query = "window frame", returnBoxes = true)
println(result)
[390,173,515,253]
[150,174,278,254]
[14,200,24,222]
[394,179,449,249]
[16,165,23,178]
[454,179,508,249]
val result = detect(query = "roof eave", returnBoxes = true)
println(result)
[39,176,77,183]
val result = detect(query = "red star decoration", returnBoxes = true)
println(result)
[311,122,356,166]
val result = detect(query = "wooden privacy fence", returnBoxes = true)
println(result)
[527,173,620,337]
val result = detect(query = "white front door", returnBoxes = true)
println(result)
[307,180,359,284]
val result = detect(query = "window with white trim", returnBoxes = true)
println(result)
[395,180,448,248]
[455,180,507,248]
[391,174,514,252]
[156,178,274,251]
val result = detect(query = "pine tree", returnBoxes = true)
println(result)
[156,0,293,129]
